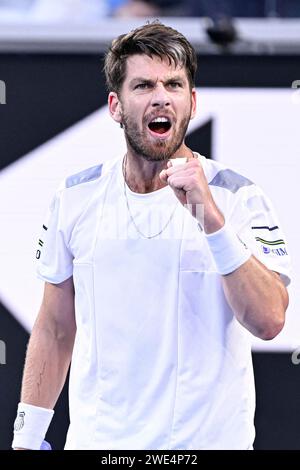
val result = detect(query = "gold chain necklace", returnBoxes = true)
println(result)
[122,154,179,239]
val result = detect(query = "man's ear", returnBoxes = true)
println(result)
[190,88,197,120]
[108,92,123,124]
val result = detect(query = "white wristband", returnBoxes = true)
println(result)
[12,402,54,450]
[205,223,251,275]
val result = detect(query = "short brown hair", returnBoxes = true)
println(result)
[104,21,197,94]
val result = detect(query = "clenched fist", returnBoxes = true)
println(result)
[159,156,224,234]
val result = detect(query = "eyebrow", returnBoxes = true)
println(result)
[165,76,185,84]
[129,78,152,87]
[129,75,186,87]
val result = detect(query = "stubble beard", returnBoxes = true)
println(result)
[121,110,191,162]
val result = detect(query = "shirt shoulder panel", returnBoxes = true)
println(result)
[208,168,254,194]
[195,153,253,194]
[65,164,103,189]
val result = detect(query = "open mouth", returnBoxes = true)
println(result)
[148,117,172,135]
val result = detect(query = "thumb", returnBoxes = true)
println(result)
[159,169,167,183]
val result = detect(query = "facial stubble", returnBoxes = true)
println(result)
[120,105,192,162]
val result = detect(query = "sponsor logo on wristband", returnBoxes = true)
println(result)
[14,411,25,431]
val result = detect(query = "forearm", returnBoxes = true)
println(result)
[161,157,289,340]
[21,320,75,408]
[222,255,289,340]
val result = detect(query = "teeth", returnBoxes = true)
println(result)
[151,117,169,123]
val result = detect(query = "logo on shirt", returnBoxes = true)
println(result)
[271,247,288,256]
[14,411,25,431]
[36,225,47,260]
[255,236,285,246]
[256,236,287,257]
[261,245,288,256]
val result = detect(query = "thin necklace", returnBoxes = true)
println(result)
[122,154,179,239]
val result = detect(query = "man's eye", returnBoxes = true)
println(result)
[135,83,149,89]
[169,82,181,88]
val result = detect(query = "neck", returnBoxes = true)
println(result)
[124,144,193,193]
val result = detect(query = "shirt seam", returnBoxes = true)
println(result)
[167,211,185,450]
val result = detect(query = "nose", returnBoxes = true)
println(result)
[150,83,170,108]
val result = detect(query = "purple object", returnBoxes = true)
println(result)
[40,440,52,450]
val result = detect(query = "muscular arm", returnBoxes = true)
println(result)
[161,156,289,341]
[222,256,289,340]
[21,277,76,408]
